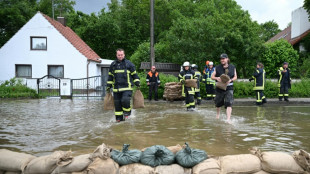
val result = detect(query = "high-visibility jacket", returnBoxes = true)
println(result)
[178,69,195,96]
[146,71,160,84]
[203,67,215,85]
[277,67,291,88]
[194,70,202,92]
[252,68,265,90]
[107,58,140,92]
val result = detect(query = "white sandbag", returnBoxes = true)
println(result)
[23,151,72,174]
[253,171,271,174]
[90,143,112,160]
[4,172,21,174]
[86,158,119,174]
[293,150,310,172]
[119,163,154,174]
[192,158,220,174]
[155,164,191,174]
[0,149,36,172]
[259,152,305,174]
[167,144,182,154]
[52,154,92,174]
[220,154,261,174]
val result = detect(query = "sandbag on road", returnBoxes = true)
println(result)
[0,149,36,172]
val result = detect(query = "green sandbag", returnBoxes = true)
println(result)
[111,144,142,166]
[140,145,175,167]
[176,143,208,168]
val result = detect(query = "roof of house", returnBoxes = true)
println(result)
[267,25,291,43]
[42,12,101,63]
[290,29,310,45]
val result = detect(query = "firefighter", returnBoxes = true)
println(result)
[249,62,266,105]
[278,62,291,101]
[203,61,216,100]
[179,61,196,111]
[191,64,202,105]
[107,48,140,122]
[146,66,160,101]
[203,60,210,74]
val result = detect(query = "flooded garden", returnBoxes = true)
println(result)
[0,99,309,156]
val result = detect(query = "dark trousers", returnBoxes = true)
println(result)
[148,82,158,100]
[279,84,289,100]
[206,84,215,99]
[185,87,195,109]
[113,91,132,121]
[255,90,266,105]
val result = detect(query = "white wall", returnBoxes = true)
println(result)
[0,12,101,82]
[291,7,310,39]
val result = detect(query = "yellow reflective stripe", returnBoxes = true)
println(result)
[107,81,114,84]
[115,111,123,116]
[279,94,284,96]
[113,87,132,92]
[122,107,131,112]
[114,70,125,73]
[197,97,202,99]
[262,96,265,99]
[189,102,195,106]
[195,88,200,92]
[253,86,264,90]
[188,91,195,95]
[134,79,140,82]
[109,72,114,76]
[284,94,289,96]
[131,71,137,75]
[182,85,185,97]
[178,74,183,79]
[186,104,190,107]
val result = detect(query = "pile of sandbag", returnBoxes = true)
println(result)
[163,82,183,101]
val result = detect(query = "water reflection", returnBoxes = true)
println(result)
[0,99,309,156]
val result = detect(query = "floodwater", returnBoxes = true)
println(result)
[0,99,309,156]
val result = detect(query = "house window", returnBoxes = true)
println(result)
[31,37,47,50]
[48,65,64,78]
[16,65,32,78]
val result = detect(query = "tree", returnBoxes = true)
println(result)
[260,20,281,42]
[261,39,299,78]
[37,0,76,19]
[304,0,310,21]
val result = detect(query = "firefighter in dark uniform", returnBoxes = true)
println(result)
[179,61,196,111]
[278,62,291,101]
[191,64,202,105]
[203,61,216,100]
[146,66,160,101]
[107,48,140,122]
[249,62,266,105]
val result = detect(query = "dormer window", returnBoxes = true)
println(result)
[31,36,47,50]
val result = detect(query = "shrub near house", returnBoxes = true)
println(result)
[0,78,38,98]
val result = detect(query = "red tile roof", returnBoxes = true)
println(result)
[290,29,310,45]
[42,13,101,62]
[267,25,291,43]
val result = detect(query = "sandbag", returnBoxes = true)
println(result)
[185,79,197,88]
[256,151,304,174]
[0,149,36,172]
[119,163,154,174]
[216,74,230,90]
[140,145,175,167]
[175,143,208,168]
[253,171,271,174]
[111,144,142,166]
[167,144,182,154]
[90,143,112,160]
[4,172,21,174]
[24,151,72,174]
[155,164,192,174]
[192,158,220,174]
[133,89,145,109]
[220,154,261,174]
[52,154,92,174]
[293,150,310,172]
[86,158,119,174]
[103,92,114,110]
[220,74,230,83]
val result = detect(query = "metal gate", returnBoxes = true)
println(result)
[71,75,103,97]
[37,75,60,97]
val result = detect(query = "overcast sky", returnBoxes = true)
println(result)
[74,0,305,30]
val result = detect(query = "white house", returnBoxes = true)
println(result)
[0,12,113,96]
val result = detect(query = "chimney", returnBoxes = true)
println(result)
[57,17,66,26]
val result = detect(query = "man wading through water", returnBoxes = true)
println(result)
[211,53,237,121]
[107,48,140,122]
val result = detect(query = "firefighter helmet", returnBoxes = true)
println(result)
[191,64,198,69]
[209,62,213,66]
[183,61,190,67]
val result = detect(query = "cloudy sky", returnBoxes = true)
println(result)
[74,0,305,30]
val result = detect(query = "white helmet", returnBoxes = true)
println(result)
[183,61,190,67]
[191,64,196,68]
[209,61,213,66]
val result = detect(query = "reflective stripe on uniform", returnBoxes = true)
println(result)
[122,107,131,112]
[131,71,137,75]
[107,81,114,84]
[115,111,123,116]
[134,79,140,82]
[113,87,132,92]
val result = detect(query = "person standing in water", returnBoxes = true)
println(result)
[249,62,266,105]
[179,61,196,111]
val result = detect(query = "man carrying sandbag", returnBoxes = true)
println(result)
[107,48,140,122]
[146,66,160,101]
[211,53,237,120]
[191,64,202,105]
[179,61,196,111]
[249,62,266,105]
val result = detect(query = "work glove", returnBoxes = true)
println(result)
[134,81,140,87]
[106,87,111,92]
[181,79,185,84]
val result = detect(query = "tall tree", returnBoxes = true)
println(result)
[260,20,281,42]
[304,0,310,21]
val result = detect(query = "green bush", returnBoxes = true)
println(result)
[0,78,38,98]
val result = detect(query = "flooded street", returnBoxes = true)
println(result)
[0,99,310,156]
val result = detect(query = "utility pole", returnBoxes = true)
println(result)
[52,0,55,20]
[150,0,155,67]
